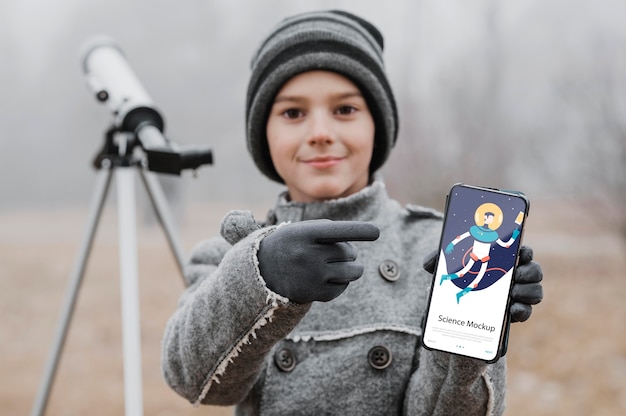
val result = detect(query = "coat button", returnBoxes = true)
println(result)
[368,345,393,370]
[275,348,296,372]
[379,260,400,282]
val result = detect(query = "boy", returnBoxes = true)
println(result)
[161,10,543,415]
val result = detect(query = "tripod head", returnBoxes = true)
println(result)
[81,36,213,174]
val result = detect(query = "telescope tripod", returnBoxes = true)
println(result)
[32,132,187,416]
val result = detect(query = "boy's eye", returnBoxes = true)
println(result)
[282,108,303,119]
[336,105,357,115]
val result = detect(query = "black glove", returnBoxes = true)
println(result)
[422,245,543,322]
[508,246,543,322]
[258,220,379,304]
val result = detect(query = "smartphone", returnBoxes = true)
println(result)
[421,183,529,362]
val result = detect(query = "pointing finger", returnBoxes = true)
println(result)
[308,220,380,244]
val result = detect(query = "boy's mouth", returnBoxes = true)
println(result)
[302,155,344,169]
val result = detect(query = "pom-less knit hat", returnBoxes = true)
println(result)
[246,10,399,183]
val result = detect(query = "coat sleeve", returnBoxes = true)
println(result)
[404,347,506,415]
[161,225,310,406]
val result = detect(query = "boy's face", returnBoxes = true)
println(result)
[266,70,375,202]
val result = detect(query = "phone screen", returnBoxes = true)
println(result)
[422,184,528,362]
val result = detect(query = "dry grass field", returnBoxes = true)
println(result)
[1,198,624,415]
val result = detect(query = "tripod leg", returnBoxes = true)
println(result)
[31,164,114,416]
[116,167,144,416]
[138,168,186,280]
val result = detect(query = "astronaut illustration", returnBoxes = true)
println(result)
[440,205,520,304]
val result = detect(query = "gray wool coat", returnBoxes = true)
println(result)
[161,178,506,415]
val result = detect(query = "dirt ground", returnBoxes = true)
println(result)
[1,198,624,415]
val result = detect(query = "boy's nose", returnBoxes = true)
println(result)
[307,113,335,145]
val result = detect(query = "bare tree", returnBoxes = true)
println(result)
[384,1,510,207]
[557,35,626,239]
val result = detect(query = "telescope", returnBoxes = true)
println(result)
[81,36,213,174]
[33,36,208,416]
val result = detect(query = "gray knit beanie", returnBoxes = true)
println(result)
[246,10,399,183]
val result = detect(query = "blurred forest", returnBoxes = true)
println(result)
[1,0,626,415]
[1,0,624,229]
